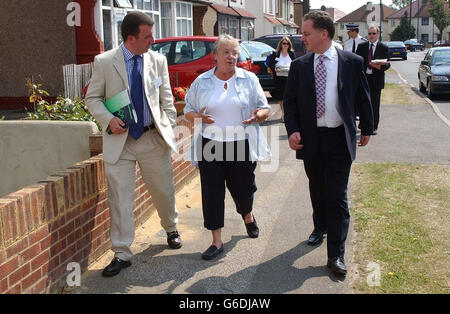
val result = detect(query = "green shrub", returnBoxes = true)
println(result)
[26,78,101,131]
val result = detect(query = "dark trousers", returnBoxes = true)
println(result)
[367,76,382,130]
[303,126,352,259]
[198,138,257,230]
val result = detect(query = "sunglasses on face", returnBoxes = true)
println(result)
[368,32,377,35]
[282,43,289,45]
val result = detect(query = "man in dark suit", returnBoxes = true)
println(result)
[356,24,390,135]
[283,11,373,276]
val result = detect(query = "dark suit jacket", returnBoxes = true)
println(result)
[355,41,390,89]
[283,47,373,162]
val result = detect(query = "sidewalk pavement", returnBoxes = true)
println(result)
[69,70,450,294]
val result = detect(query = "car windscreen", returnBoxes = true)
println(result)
[388,42,405,48]
[238,45,251,62]
[431,50,450,65]
[241,42,274,60]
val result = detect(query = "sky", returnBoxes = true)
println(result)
[310,0,394,14]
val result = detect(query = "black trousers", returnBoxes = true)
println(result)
[367,76,382,130]
[198,137,257,230]
[303,126,352,259]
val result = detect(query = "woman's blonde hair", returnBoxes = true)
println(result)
[276,37,294,54]
[213,34,240,56]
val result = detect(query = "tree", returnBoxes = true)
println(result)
[390,12,416,41]
[429,0,450,41]
[391,0,410,9]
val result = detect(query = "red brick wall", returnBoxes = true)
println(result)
[0,117,197,294]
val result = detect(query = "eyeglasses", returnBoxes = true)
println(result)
[368,32,377,35]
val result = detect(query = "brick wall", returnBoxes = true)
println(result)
[0,117,197,294]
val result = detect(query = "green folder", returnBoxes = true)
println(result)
[104,90,137,127]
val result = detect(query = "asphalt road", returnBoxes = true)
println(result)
[389,49,450,120]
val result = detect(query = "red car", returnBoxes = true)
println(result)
[150,36,253,90]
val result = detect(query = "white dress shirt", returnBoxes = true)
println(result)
[366,40,378,75]
[314,44,343,128]
[344,35,365,53]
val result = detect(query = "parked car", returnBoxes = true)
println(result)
[240,41,276,94]
[418,47,450,98]
[385,41,408,60]
[150,36,253,90]
[434,40,450,47]
[404,39,425,51]
[252,34,307,58]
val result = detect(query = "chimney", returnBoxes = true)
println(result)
[366,1,373,11]
[303,0,310,14]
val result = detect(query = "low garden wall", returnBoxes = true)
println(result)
[0,121,99,198]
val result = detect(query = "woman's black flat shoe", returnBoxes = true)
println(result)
[245,215,259,238]
[201,244,224,260]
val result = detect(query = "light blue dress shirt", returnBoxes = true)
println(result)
[121,44,153,127]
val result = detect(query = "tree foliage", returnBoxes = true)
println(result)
[391,0,410,9]
[390,12,416,41]
[429,0,450,40]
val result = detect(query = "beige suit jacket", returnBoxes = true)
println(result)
[85,45,177,164]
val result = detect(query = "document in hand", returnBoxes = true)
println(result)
[371,59,389,64]
[104,90,138,127]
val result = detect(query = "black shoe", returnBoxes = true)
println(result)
[167,230,182,249]
[102,257,131,277]
[201,244,224,260]
[307,230,325,246]
[372,129,378,135]
[244,215,259,238]
[327,257,347,276]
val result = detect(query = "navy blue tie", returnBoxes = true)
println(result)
[129,55,144,139]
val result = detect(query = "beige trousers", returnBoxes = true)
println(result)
[105,129,178,261]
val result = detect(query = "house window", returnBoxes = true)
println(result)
[421,33,429,43]
[101,0,161,51]
[161,2,172,38]
[340,23,344,30]
[391,20,396,27]
[175,1,193,36]
[229,17,239,39]
[422,17,429,26]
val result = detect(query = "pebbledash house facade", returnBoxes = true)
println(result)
[0,0,255,110]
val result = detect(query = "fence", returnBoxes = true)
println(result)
[62,63,93,99]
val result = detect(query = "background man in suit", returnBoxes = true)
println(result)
[86,12,181,277]
[284,11,374,276]
[356,24,390,135]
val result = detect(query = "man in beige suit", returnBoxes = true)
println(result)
[85,12,181,277]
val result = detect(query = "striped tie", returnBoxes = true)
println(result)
[315,54,327,119]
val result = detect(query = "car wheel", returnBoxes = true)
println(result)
[403,56,407,60]
[426,80,434,99]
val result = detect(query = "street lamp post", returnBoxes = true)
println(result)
[380,0,383,41]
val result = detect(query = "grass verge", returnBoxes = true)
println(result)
[350,163,450,293]
[381,83,427,105]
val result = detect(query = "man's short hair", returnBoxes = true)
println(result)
[368,23,380,33]
[304,11,335,39]
[121,11,154,42]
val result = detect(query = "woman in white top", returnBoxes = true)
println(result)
[184,35,270,260]
[268,37,296,122]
